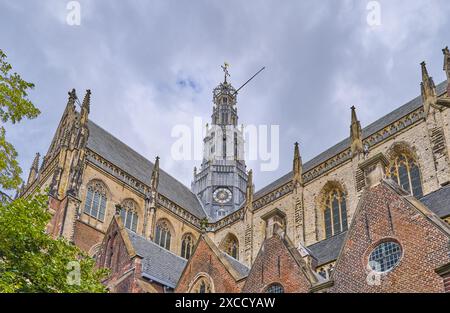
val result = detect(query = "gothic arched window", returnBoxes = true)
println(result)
[84,180,107,221]
[221,234,239,259]
[104,232,117,268]
[386,152,423,198]
[155,220,172,250]
[323,188,348,239]
[222,135,227,158]
[181,234,194,259]
[119,199,139,232]
[190,276,213,293]
[266,283,284,293]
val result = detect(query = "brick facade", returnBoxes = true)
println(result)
[73,220,104,255]
[175,236,246,293]
[96,216,161,293]
[330,181,450,293]
[18,47,450,293]
[242,232,318,293]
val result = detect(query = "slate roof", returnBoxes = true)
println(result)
[254,81,448,199]
[221,252,250,278]
[126,230,187,288]
[420,185,450,219]
[86,121,206,219]
[254,171,292,199]
[307,231,347,266]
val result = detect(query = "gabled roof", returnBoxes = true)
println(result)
[307,231,347,266]
[176,234,250,287]
[86,121,206,219]
[126,230,187,288]
[254,81,448,199]
[200,234,250,281]
[221,252,250,278]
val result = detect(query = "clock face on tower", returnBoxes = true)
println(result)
[213,188,232,204]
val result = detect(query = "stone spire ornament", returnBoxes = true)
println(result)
[350,106,363,157]
[420,61,437,114]
[67,88,77,111]
[443,47,450,99]
[246,169,254,206]
[292,142,303,186]
[80,89,91,125]
[434,48,450,107]
[151,156,160,191]
[26,152,40,185]
[443,46,450,81]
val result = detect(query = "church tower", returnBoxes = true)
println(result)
[192,64,248,220]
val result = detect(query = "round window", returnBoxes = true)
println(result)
[266,283,284,293]
[368,241,402,273]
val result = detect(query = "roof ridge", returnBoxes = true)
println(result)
[88,120,196,195]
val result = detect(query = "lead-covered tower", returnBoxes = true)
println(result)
[192,64,248,220]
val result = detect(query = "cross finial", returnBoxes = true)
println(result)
[221,62,230,83]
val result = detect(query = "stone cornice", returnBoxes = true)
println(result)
[303,107,425,184]
[84,105,427,233]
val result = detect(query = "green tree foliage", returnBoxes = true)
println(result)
[0,192,109,292]
[0,49,40,191]
[0,49,108,293]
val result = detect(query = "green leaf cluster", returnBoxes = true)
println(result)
[0,192,109,292]
[0,49,40,191]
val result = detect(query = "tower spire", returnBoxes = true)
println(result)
[293,142,303,186]
[192,66,248,220]
[421,61,437,114]
[350,106,363,157]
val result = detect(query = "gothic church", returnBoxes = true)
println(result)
[20,47,450,293]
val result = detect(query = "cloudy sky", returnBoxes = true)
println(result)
[1,0,449,192]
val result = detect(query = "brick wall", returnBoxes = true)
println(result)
[331,182,450,293]
[242,234,313,293]
[175,238,243,293]
[73,220,104,254]
[47,196,66,237]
